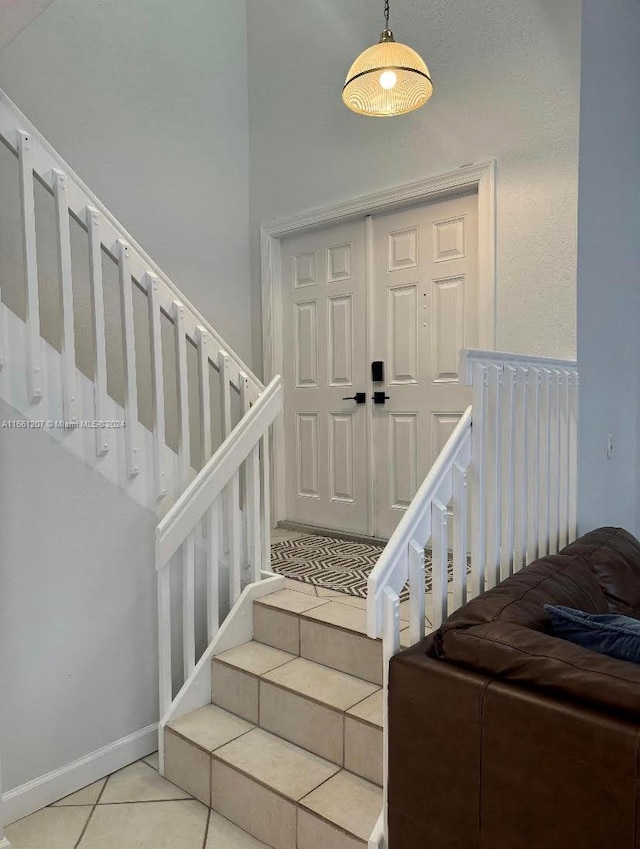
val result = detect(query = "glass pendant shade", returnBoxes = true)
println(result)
[343,30,433,117]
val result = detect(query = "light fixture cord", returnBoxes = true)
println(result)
[384,0,390,29]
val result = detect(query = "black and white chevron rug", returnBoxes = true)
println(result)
[270,533,458,599]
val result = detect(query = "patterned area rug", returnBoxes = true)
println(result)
[270,533,460,599]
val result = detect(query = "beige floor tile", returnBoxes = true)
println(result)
[52,777,106,806]
[281,578,317,596]
[99,761,191,804]
[300,619,382,685]
[263,657,378,711]
[78,800,207,848]
[346,690,383,727]
[211,660,259,723]
[205,811,272,848]
[259,681,343,764]
[300,602,368,634]
[300,770,382,842]
[143,752,159,771]
[255,589,328,614]
[215,641,295,675]
[6,805,91,849]
[213,728,339,801]
[168,704,253,752]
[164,732,211,806]
[344,717,383,786]
[253,605,300,654]
[211,759,297,849]
[297,808,365,849]
[271,528,306,542]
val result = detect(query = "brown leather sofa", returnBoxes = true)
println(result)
[389,527,640,849]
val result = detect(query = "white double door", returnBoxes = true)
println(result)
[282,193,479,539]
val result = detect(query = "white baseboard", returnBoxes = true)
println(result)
[1,723,157,826]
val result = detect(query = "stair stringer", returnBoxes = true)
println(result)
[157,573,285,774]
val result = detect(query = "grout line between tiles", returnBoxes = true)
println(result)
[201,807,211,849]
[74,771,109,847]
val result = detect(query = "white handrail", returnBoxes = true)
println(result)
[157,376,282,567]
[366,406,473,639]
[156,376,282,717]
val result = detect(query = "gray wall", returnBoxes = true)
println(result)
[246,0,582,371]
[0,398,157,792]
[0,0,252,364]
[576,0,640,535]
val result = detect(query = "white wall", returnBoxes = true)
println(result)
[0,0,253,364]
[576,0,640,535]
[247,0,582,371]
[0,398,157,794]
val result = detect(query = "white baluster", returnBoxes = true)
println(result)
[553,370,563,553]
[486,364,502,588]
[0,285,5,370]
[147,275,166,501]
[219,351,232,558]
[157,564,172,717]
[452,456,469,609]
[247,444,262,583]
[182,533,196,679]
[172,300,190,487]
[516,366,529,570]
[53,170,76,422]
[502,365,517,580]
[206,499,220,641]
[471,362,487,598]
[261,429,272,572]
[240,372,251,571]
[568,373,579,542]
[431,498,449,628]
[197,327,212,464]
[87,207,109,457]
[117,240,139,478]
[559,370,571,549]
[541,369,552,556]
[408,540,426,645]
[18,131,42,404]
[530,368,542,561]
[229,468,242,603]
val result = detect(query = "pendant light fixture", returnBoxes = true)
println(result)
[343,0,433,117]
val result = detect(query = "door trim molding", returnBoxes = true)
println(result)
[261,160,497,522]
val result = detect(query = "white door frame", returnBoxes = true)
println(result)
[261,160,497,531]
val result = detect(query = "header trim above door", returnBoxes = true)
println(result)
[260,160,497,522]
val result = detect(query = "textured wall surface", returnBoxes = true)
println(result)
[576,0,640,535]
[0,0,252,364]
[247,0,582,371]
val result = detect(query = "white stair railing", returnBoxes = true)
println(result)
[156,375,282,720]
[366,348,579,848]
[0,86,263,511]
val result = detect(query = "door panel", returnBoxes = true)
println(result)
[282,221,369,533]
[372,193,478,538]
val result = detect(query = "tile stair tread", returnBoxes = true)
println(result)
[299,769,383,842]
[166,704,254,753]
[259,656,381,713]
[297,600,373,636]
[253,588,331,614]
[345,690,383,728]
[212,727,340,801]
[213,640,296,675]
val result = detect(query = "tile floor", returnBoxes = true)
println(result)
[5,754,270,849]
[6,528,430,849]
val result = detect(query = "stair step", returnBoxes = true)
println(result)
[164,704,255,805]
[211,644,382,783]
[210,727,381,849]
[211,641,296,724]
[299,770,383,849]
[253,591,383,685]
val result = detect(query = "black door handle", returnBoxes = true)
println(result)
[342,392,367,404]
[373,392,390,405]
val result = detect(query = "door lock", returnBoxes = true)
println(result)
[342,392,367,404]
[373,392,390,405]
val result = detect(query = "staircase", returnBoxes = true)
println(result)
[164,587,385,849]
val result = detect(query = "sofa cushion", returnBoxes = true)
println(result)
[545,604,640,664]
[440,620,640,718]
